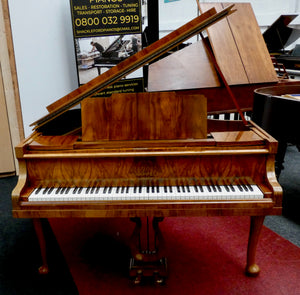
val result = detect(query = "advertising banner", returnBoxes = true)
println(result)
[70,0,144,94]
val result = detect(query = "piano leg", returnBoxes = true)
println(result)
[32,218,49,275]
[245,216,265,277]
[275,141,288,177]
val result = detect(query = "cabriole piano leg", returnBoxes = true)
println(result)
[245,215,265,277]
[32,218,49,275]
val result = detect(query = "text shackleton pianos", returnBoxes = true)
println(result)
[12,4,282,283]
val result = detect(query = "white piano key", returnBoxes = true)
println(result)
[140,186,148,200]
[159,186,170,200]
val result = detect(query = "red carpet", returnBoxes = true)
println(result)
[49,217,300,295]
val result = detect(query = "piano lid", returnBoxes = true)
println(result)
[148,2,278,92]
[30,5,235,132]
[99,35,129,58]
[263,14,300,52]
[102,35,124,55]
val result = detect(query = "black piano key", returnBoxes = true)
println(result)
[181,185,185,193]
[241,184,248,191]
[247,184,254,191]
[47,187,54,194]
[194,185,199,193]
[42,187,49,194]
[211,184,217,192]
[139,186,142,194]
[55,187,62,194]
[60,187,66,194]
[35,187,42,194]
[43,187,49,195]
[243,180,253,191]
[116,186,120,193]
[126,187,129,194]
[237,184,243,192]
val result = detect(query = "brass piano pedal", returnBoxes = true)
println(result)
[129,257,167,285]
[38,265,49,275]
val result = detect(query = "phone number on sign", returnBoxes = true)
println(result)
[75,15,139,27]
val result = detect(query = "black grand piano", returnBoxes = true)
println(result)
[263,14,300,73]
[94,36,131,74]
[252,85,300,176]
[252,15,300,176]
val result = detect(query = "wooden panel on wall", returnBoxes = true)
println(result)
[0,0,24,175]
[0,64,15,175]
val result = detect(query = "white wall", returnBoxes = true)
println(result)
[8,0,78,137]
[8,0,300,137]
[159,0,300,30]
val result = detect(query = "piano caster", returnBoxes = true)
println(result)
[132,270,143,285]
[245,263,260,277]
[38,265,49,275]
[154,272,165,286]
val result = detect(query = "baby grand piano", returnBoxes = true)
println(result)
[12,5,282,282]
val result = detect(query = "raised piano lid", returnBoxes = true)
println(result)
[29,5,235,132]
[262,14,300,52]
[148,3,278,92]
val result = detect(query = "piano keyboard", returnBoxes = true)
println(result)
[207,112,252,121]
[28,183,264,202]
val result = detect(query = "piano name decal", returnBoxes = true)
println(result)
[70,0,142,37]
[129,158,163,178]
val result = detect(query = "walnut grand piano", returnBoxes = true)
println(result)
[12,5,282,281]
